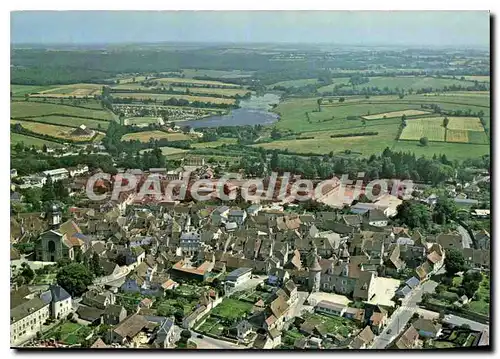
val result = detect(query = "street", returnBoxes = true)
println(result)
[370,280,438,349]
[173,325,244,349]
[456,223,473,249]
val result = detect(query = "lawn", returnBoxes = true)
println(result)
[11,85,57,97]
[399,118,446,142]
[121,131,191,142]
[11,101,114,121]
[282,328,305,347]
[11,133,62,148]
[433,341,457,348]
[44,321,91,345]
[211,298,253,320]
[468,275,490,315]
[112,92,236,105]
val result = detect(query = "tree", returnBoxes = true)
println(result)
[361,118,367,126]
[339,97,345,103]
[91,252,105,277]
[433,197,457,224]
[442,117,449,128]
[20,263,35,284]
[419,137,429,146]
[180,330,192,340]
[56,263,94,297]
[394,201,432,229]
[444,248,468,276]
[317,98,322,112]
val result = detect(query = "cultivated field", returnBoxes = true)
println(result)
[399,118,446,142]
[446,116,484,131]
[171,87,251,97]
[24,116,109,130]
[181,69,254,79]
[11,120,101,142]
[11,85,57,97]
[271,78,320,88]
[191,138,238,148]
[446,129,469,143]
[30,83,103,98]
[111,93,236,105]
[11,101,115,121]
[11,133,63,148]
[362,109,431,120]
[121,131,191,142]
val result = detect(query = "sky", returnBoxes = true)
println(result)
[10,11,490,47]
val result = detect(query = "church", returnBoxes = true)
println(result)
[35,203,87,262]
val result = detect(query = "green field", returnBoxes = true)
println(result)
[11,133,63,148]
[11,85,57,97]
[468,275,490,315]
[155,77,240,88]
[360,76,476,91]
[362,109,431,120]
[11,101,115,121]
[121,131,191,142]
[11,120,101,141]
[392,141,489,160]
[22,116,109,130]
[30,83,102,98]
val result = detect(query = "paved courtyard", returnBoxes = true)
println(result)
[306,292,351,306]
[364,277,400,307]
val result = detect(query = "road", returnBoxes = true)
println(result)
[442,314,489,332]
[456,223,473,249]
[189,330,245,349]
[370,280,438,349]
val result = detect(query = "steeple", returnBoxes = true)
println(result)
[46,202,62,229]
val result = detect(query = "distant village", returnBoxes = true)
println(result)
[10,157,490,349]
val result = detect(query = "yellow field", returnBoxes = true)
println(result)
[399,118,446,142]
[446,117,484,131]
[121,131,191,143]
[446,129,469,143]
[112,93,235,105]
[30,83,102,98]
[362,109,431,120]
[155,77,239,87]
[11,120,100,141]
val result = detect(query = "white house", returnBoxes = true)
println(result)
[42,168,69,181]
[68,165,89,178]
[40,284,73,319]
[225,267,252,289]
[11,297,50,345]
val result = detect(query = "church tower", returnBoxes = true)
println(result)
[46,202,62,229]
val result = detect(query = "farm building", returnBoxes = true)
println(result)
[71,124,94,137]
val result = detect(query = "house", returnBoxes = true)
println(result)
[253,333,274,349]
[76,306,104,325]
[10,296,50,344]
[70,124,93,137]
[353,271,376,301]
[162,279,180,291]
[82,288,116,309]
[42,168,69,181]
[412,318,442,338]
[153,317,176,348]
[472,209,490,219]
[315,300,347,317]
[236,319,253,340]
[368,309,388,335]
[39,285,72,319]
[225,267,253,290]
[139,298,154,309]
[212,206,230,224]
[35,230,77,262]
[454,198,479,208]
[267,268,290,287]
[365,209,388,227]
[395,325,420,349]
[343,307,364,323]
[68,165,89,178]
[103,305,127,325]
[10,192,24,204]
[348,326,375,349]
[463,248,490,270]
[475,230,490,250]
[90,338,108,348]
[246,204,262,216]
[228,209,247,225]
[109,314,149,344]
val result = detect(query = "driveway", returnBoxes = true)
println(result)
[370,280,438,349]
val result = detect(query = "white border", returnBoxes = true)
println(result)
[3,3,497,359]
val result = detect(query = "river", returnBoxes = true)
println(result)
[180,93,280,129]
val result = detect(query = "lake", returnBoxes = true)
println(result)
[181,93,280,128]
